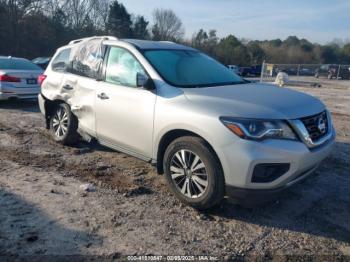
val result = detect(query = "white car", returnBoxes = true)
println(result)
[38,37,335,209]
[0,56,43,100]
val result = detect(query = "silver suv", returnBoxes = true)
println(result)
[38,36,335,209]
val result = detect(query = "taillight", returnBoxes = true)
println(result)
[0,74,21,82]
[38,74,47,86]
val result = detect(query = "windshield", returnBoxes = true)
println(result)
[0,58,42,70]
[143,49,244,88]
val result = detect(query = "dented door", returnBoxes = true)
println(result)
[61,74,97,137]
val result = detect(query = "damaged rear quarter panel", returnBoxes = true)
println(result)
[42,73,97,137]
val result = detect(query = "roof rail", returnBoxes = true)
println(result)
[68,36,118,45]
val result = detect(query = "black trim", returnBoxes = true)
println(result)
[251,163,290,183]
[226,166,317,206]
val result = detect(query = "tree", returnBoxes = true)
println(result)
[191,29,218,57]
[320,44,341,64]
[18,12,57,58]
[151,8,184,41]
[215,35,250,66]
[132,15,149,39]
[192,29,208,49]
[106,0,132,38]
[62,0,95,31]
[247,41,265,65]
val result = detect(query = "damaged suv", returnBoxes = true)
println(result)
[38,36,335,209]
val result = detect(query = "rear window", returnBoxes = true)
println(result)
[0,58,41,70]
[51,49,71,72]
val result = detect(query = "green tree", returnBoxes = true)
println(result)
[320,44,341,63]
[192,29,208,49]
[132,15,149,39]
[107,0,132,38]
[341,43,350,63]
[247,41,265,65]
[215,35,250,66]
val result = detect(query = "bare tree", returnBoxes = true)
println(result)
[151,8,184,41]
[90,0,110,32]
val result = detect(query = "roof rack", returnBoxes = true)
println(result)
[68,36,118,45]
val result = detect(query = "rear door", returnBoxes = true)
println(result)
[60,73,97,137]
[44,47,98,137]
[95,46,156,160]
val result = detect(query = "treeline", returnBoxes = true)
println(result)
[1,0,350,65]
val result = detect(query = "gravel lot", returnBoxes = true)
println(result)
[0,83,349,260]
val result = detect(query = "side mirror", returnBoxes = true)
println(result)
[136,72,155,90]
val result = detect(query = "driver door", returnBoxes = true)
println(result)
[95,46,157,160]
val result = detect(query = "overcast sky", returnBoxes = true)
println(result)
[118,0,350,44]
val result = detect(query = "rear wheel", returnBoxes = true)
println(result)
[163,136,224,210]
[50,103,79,145]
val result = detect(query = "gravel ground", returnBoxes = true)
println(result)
[0,84,349,260]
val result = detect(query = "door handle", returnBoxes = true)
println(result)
[63,84,74,90]
[97,93,109,100]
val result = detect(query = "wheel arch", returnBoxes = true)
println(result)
[43,97,69,129]
[155,129,223,176]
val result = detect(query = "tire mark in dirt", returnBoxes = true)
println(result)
[0,122,164,196]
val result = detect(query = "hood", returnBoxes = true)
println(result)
[182,83,325,119]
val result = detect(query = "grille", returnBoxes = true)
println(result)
[301,111,328,142]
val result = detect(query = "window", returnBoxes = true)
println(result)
[52,49,71,72]
[70,39,105,78]
[0,58,41,70]
[105,46,146,87]
[143,49,244,88]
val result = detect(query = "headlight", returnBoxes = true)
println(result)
[220,117,297,140]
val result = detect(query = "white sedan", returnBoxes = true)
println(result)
[0,56,43,100]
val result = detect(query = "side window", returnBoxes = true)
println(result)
[105,46,145,88]
[51,49,71,72]
[70,39,105,79]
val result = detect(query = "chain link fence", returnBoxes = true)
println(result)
[259,62,350,88]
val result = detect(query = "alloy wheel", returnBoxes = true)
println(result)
[52,107,68,138]
[170,149,208,198]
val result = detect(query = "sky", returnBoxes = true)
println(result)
[118,0,350,44]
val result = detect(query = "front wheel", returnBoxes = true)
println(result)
[163,136,225,210]
[50,103,79,145]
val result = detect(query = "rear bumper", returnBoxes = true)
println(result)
[38,93,46,115]
[0,86,40,100]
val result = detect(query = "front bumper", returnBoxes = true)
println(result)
[220,128,335,197]
[225,164,319,206]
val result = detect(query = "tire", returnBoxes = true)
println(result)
[163,136,225,210]
[49,103,79,145]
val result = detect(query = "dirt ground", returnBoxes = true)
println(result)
[0,83,349,260]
